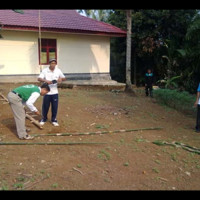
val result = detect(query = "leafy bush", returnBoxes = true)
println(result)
[153,88,196,116]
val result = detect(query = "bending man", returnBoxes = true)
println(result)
[7,83,50,139]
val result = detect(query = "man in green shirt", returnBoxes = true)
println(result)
[7,83,50,140]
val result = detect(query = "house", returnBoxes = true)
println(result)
[0,10,126,81]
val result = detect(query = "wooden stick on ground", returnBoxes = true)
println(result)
[0,92,43,129]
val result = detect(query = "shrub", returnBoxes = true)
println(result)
[153,88,196,116]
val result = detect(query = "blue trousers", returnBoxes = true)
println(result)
[196,105,200,131]
[42,94,58,122]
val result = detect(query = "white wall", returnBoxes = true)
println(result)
[0,30,39,74]
[0,30,110,75]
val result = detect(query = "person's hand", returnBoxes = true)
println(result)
[45,80,52,84]
[194,100,198,107]
[57,77,62,83]
[34,110,40,115]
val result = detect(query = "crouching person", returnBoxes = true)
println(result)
[7,83,50,140]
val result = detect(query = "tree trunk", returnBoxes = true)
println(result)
[133,49,137,86]
[125,10,135,95]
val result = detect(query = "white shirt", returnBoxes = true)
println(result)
[25,88,41,112]
[38,66,65,95]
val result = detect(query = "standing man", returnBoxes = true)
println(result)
[38,59,66,126]
[145,68,154,97]
[194,82,200,132]
[7,83,50,139]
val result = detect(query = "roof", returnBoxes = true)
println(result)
[0,10,126,37]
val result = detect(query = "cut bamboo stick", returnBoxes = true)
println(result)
[0,141,107,145]
[25,114,43,129]
[0,93,9,102]
[32,127,163,137]
[153,140,200,154]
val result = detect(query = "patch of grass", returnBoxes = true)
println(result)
[51,183,59,188]
[98,150,111,161]
[171,153,178,162]
[123,162,129,167]
[13,183,24,189]
[95,124,110,129]
[152,168,159,174]
[16,176,26,182]
[77,164,82,168]
[134,137,148,143]
[0,181,9,190]
[153,89,196,116]
[154,160,161,165]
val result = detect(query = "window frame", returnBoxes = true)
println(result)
[38,38,57,65]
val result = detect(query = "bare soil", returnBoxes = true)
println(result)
[0,83,200,190]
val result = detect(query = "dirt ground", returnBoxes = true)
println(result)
[0,83,200,190]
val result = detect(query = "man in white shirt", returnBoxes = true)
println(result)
[38,58,66,126]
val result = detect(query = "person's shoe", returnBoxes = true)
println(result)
[52,120,59,126]
[20,135,34,140]
[39,119,47,125]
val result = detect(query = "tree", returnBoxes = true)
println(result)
[125,10,135,94]
[77,10,110,22]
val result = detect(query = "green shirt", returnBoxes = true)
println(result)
[13,84,40,101]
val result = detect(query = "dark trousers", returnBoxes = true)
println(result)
[145,85,153,97]
[42,94,58,122]
[196,105,200,131]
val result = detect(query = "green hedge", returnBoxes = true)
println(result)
[153,88,196,116]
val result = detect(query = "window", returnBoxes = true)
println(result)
[38,39,57,65]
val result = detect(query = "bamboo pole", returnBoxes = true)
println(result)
[153,140,200,154]
[0,141,107,145]
[38,9,42,73]
[32,127,163,137]
[25,114,43,129]
[0,93,9,102]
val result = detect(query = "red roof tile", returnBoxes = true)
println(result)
[0,10,126,37]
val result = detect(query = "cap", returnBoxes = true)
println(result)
[49,58,57,63]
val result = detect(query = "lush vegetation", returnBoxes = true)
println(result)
[153,89,196,115]
[78,10,200,94]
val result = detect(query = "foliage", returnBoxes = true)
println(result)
[157,75,181,89]
[77,10,110,22]
[12,10,24,14]
[107,9,198,90]
[153,88,196,116]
